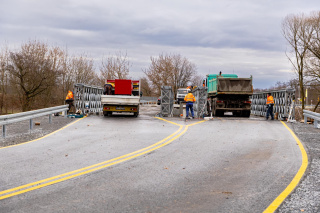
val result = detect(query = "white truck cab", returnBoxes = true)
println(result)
[176,88,189,104]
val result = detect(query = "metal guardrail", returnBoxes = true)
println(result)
[0,105,69,138]
[140,96,158,105]
[303,110,320,129]
[140,100,157,105]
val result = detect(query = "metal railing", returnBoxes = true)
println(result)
[303,110,320,129]
[0,105,69,138]
[140,100,157,105]
[140,97,158,105]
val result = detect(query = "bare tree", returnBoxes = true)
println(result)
[100,51,130,82]
[304,12,320,110]
[140,77,153,96]
[191,74,205,88]
[143,53,197,96]
[282,13,315,110]
[7,40,61,111]
[171,54,197,95]
[0,46,10,114]
[69,54,99,85]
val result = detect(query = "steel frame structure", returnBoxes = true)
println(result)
[160,86,174,117]
[74,83,104,114]
[192,86,208,118]
[251,89,295,120]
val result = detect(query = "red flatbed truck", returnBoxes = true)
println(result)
[101,79,140,117]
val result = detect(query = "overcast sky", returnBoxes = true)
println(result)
[1,0,319,88]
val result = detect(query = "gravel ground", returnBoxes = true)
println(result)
[1,110,320,212]
[276,121,320,213]
[0,115,76,147]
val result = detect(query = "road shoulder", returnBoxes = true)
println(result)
[276,122,320,213]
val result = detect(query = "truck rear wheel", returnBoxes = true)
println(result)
[216,110,224,117]
[103,111,112,117]
[134,111,139,117]
[233,112,241,117]
[242,110,250,117]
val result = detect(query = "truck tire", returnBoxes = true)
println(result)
[216,110,224,117]
[242,110,251,117]
[134,111,139,117]
[233,112,241,117]
[103,111,112,117]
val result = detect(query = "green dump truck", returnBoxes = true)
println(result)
[206,73,253,117]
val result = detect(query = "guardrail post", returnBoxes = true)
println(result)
[30,119,33,130]
[2,125,6,138]
[304,115,308,124]
[315,120,319,129]
[49,114,52,124]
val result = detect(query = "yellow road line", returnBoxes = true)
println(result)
[0,125,184,198]
[187,120,207,127]
[263,121,308,213]
[155,117,207,127]
[0,116,87,150]
[1,117,205,200]
[155,117,182,126]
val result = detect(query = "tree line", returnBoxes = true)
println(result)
[0,40,199,113]
[3,11,320,114]
[282,11,320,111]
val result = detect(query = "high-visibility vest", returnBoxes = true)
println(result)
[266,96,274,104]
[184,93,196,102]
[66,91,74,100]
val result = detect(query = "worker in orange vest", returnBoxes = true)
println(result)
[65,90,74,113]
[266,93,274,120]
[184,89,196,119]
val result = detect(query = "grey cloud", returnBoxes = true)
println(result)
[1,0,319,88]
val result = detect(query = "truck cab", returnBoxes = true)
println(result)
[176,88,189,104]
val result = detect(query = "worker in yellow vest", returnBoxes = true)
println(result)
[184,90,196,119]
[266,93,274,120]
[65,90,75,113]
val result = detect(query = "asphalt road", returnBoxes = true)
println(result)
[0,106,303,213]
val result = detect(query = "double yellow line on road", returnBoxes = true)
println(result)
[0,118,205,200]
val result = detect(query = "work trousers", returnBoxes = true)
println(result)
[186,102,194,118]
[266,104,274,120]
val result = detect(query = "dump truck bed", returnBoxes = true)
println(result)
[208,78,253,95]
